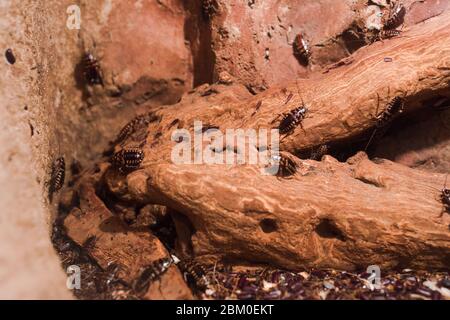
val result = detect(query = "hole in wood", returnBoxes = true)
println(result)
[315,218,347,241]
[259,218,278,233]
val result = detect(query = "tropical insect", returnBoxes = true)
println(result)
[202,0,218,20]
[179,259,210,291]
[273,102,308,137]
[133,257,173,294]
[83,53,103,85]
[310,144,329,161]
[112,148,144,172]
[270,152,299,178]
[439,175,450,217]
[383,1,406,30]
[272,81,309,138]
[115,112,158,144]
[49,156,65,201]
[293,33,311,65]
[5,49,16,64]
[365,92,405,151]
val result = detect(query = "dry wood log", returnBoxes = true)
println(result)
[98,13,450,271]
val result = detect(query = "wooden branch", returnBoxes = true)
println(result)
[111,152,450,270]
[96,13,450,271]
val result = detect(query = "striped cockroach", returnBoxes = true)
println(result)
[133,257,173,294]
[115,112,158,144]
[439,175,450,217]
[383,1,406,30]
[310,144,329,161]
[202,0,218,20]
[179,259,210,291]
[272,81,309,138]
[49,156,65,201]
[112,148,144,172]
[293,33,311,65]
[270,152,299,178]
[365,92,405,151]
[83,53,103,85]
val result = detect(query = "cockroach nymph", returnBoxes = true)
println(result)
[365,93,405,151]
[5,48,16,64]
[83,53,103,85]
[49,156,65,201]
[275,103,308,136]
[133,257,173,294]
[179,260,210,291]
[202,0,218,20]
[271,152,299,178]
[272,81,309,138]
[112,148,144,172]
[439,175,450,217]
[115,112,158,144]
[293,33,311,65]
[310,144,329,161]
[374,95,405,128]
[383,1,406,30]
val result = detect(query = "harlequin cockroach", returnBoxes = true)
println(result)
[133,257,173,294]
[274,102,308,136]
[49,156,65,201]
[439,175,450,217]
[202,0,218,20]
[115,112,158,144]
[178,259,210,291]
[270,152,299,178]
[365,93,405,151]
[310,144,329,161]
[374,95,405,128]
[383,1,406,30]
[83,53,103,85]
[112,148,144,172]
[293,33,311,65]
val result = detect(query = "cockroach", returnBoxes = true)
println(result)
[5,49,16,64]
[293,33,311,65]
[112,148,144,172]
[202,0,218,20]
[115,112,158,144]
[310,144,329,161]
[49,156,65,201]
[383,1,406,30]
[365,92,405,151]
[274,102,308,136]
[439,175,450,217]
[272,81,309,138]
[83,53,103,85]
[374,95,405,128]
[133,257,173,294]
[179,260,210,290]
[271,152,299,178]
